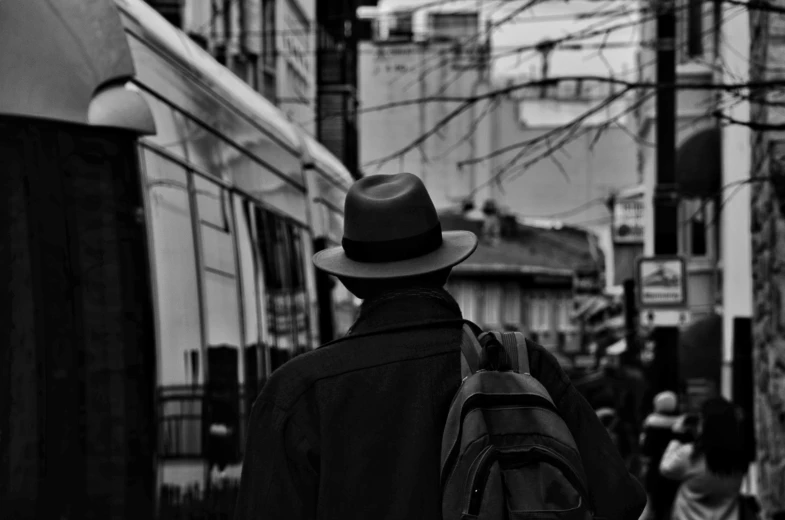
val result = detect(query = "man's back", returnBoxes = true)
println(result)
[235,289,466,519]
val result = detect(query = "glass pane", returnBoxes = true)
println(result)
[204,272,242,350]
[201,226,236,275]
[234,197,261,350]
[194,175,227,229]
[300,231,319,347]
[140,93,190,160]
[483,283,501,326]
[143,149,202,386]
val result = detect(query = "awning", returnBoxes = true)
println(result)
[676,127,721,197]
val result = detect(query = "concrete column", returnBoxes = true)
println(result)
[718,1,752,400]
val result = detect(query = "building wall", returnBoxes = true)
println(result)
[358,40,495,209]
[490,102,639,237]
[178,0,317,134]
[277,0,316,135]
[446,277,580,352]
[718,1,752,400]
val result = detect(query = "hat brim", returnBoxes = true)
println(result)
[312,231,478,280]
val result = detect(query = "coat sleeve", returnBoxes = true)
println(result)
[234,398,319,520]
[527,342,647,520]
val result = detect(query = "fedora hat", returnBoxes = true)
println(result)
[313,173,477,279]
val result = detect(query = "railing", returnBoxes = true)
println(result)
[159,481,241,520]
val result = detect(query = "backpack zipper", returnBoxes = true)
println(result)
[464,445,591,517]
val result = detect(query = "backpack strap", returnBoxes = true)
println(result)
[459,324,482,379]
[488,331,530,375]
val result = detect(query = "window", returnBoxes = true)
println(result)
[529,294,550,332]
[235,196,265,391]
[144,149,202,387]
[253,207,310,371]
[682,198,711,258]
[557,297,573,331]
[455,280,479,323]
[687,0,704,58]
[430,12,478,42]
[503,285,522,326]
[262,0,277,101]
[140,93,189,160]
[194,177,241,357]
[388,12,414,41]
[483,283,502,327]
[143,149,203,458]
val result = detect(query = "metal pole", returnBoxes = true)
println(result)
[653,0,681,394]
[622,278,639,366]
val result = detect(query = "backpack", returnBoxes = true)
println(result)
[440,324,594,520]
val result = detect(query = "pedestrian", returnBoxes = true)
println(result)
[639,391,682,520]
[660,396,748,520]
[234,173,646,520]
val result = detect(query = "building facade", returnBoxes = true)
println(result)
[358,3,641,293]
[358,5,495,208]
[440,209,604,357]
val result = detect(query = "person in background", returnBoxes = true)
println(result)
[639,391,682,520]
[660,397,748,520]
[597,406,634,470]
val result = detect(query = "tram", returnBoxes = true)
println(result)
[0,0,356,517]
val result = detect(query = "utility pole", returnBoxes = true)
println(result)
[652,0,680,394]
[622,279,639,367]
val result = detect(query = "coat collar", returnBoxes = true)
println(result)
[346,287,463,336]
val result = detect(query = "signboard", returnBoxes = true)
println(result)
[612,194,644,244]
[637,256,687,308]
[640,308,690,327]
[573,267,603,297]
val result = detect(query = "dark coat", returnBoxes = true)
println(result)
[234,288,646,520]
[640,413,682,520]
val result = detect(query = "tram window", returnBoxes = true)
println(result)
[234,196,267,415]
[143,149,202,387]
[181,116,222,176]
[253,207,313,369]
[234,197,262,356]
[299,230,319,347]
[140,92,189,160]
[143,149,204,459]
[290,226,311,349]
[194,174,227,229]
[195,176,241,360]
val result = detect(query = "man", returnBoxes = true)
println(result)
[235,173,646,520]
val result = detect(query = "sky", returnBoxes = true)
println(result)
[375,0,641,85]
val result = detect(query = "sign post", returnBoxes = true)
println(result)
[636,256,688,392]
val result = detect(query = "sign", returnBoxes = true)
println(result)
[573,267,603,297]
[612,195,644,244]
[640,309,690,327]
[637,256,687,308]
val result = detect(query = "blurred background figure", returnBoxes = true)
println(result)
[639,391,681,520]
[597,406,634,467]
[659,397,748,520]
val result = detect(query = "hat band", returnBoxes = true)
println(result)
[342,223,443,263]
